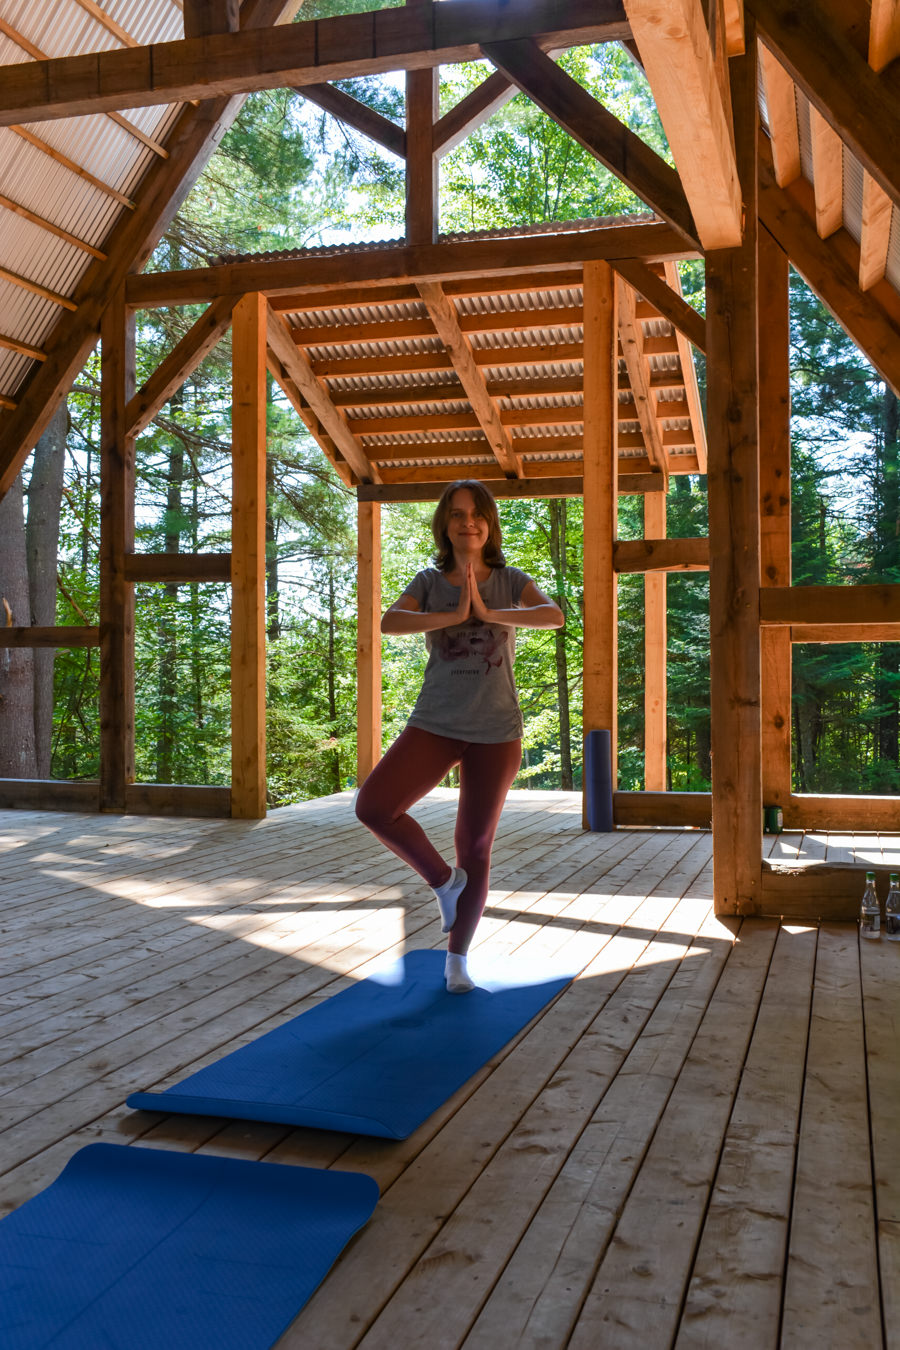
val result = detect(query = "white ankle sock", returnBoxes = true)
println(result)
[432,866,467,933]
[445,952,475,994]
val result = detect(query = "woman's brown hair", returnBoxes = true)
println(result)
[431,479,506,572]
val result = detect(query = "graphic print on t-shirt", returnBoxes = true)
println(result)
[435,621,509,675]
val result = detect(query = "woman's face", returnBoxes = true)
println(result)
[446,488,490,556]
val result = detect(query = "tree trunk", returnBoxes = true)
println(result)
[189,475,207,781]
[26,402,68,777]
[876,387,900,765]
[548,498,573,789]
[265,457,280,642]
[0,474,38,777]
[327,563,340,792]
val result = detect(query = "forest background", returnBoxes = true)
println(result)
[2,29,899,804]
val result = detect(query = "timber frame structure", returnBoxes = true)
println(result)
[1,0,900,921]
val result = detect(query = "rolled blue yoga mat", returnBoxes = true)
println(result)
[0,1143,378,1350]
[128,947,578,1139]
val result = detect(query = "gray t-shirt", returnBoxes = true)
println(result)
[400,565,531,743]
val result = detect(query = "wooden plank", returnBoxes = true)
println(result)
[125,297,235,438]
[676,923,816,1347]
[99,289,135,813]
[0,780,101,811]
[706,35,762,916]
[0,332,45,362]
[356,500,382,785]
[759,134,900,396]
[266,355,353,489]
[123,784,232,817]
[759,43,801,186]
[357,476,584,503]
[0,1,632,124]
[482,39,699,247]
[859,171,893,292]
[613,536,708,572]
[780,925,881,1345]
[621,0,742,249]
[612,258,706,350]
[0,0,316,496]
[617,278,668,485]
[784,794,900,831]
[125,222,698,309]
[759,860,890,918]
[643,492,667,791]
[266,304,377,483]
[0,627,100,648]
[759,225,792,818]
[297,82,406,158]
[582,260,618,819]
[750,0,900,208]
[761,583,900,626]
[405,67,437,246]
[123,553,232,584]
[230,293,268,820]
[0,190,105,260]
[809,103,843,238]
[869,0,900,72]
[789,621,900,643]
[416,281,522,477]
[613,790,711,827]
[568,919,778,1349]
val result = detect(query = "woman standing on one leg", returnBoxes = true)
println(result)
[355,480,564,993]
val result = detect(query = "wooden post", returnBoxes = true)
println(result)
[582,260,618,825]
[183,0,239,38]
[644,490,668,790]
[357,499,382,784]
[231,292,268,819]
[406,67,438,245]
[99,287,135,811]
[706,30,762,913]
[759,224,793,818]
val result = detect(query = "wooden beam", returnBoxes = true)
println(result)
[749,0,900,208]
[723,0,746,55]
[272,268,585,313]
[808,104,843,238]
[125,222,697,309]
[759,134,900,396]
[643,492,667,790]
[706,32,761,914]
[124,783,232,817]
[0,264,77,311]
[0,333,45,362]
[99,290,135,813]
[611,259,706,350]
[618,472,667,494]
[406,67,438,245]
[664,259,707,472]
[481,38,699,247]
[293,304,584,345]
[0,0,304,500]
[296,83,406,158]
[617,278,668,486]
[0,626,100,648]
[758,224,792,817]
[613,789,711,827]
[614,536,709,571]
[789,622,900,643]
[266,353,353,488]
[266,304,377,483]
[432,69,518,156]
[759,860,887,921]
[784,795,900,831]
[126,297,235,438]
[7,127,136,210]
[621,0,742,249]
[416,281,522,477]
[760,584,900,626]
[869,0,900,73]
[184,0,240,38]
[124,553,232,584]
[0,0,631,124]
[859,172,893,292]
[357,500,382,784]
[0,779,101,812]
[0,191,106,260]
[231,292,268,820]
[582,260,618,817]
[358,476,585,502]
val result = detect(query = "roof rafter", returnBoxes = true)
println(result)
[758,43,800,187]
[296,83,406,158]
[611,257,705,349]
[616,278,669,486]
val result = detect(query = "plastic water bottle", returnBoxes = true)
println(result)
[860,871,880,939]
[885,873,900,941]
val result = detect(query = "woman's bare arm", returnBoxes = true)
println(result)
[470,577,564,630]
[381,589,471,634]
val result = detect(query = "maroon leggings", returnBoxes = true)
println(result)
[355,726,522,954]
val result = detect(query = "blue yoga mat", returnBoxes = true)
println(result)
[0,1143,378,1350]
[128,947,576,1139]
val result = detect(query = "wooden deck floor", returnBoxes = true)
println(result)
[0,791,896,1349]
